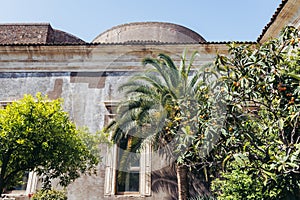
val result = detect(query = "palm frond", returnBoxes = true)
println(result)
[104,120,117,133]
[158,53,181,88]
[180,49,188,75]
[188,71,201,94]
[133,75,166,94]
[111,126,125,143]
[158,53,177,71]
[186,51,200,75]
[143,57,173,91]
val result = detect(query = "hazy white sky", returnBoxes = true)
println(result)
[0,0,282,42]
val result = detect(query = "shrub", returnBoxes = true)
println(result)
[31,189,67,200]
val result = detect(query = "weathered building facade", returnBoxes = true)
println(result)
[0,0,299,199]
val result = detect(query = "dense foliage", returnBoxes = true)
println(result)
[32,189,67,200]
[0,94,100,195]
[211,26,300,199]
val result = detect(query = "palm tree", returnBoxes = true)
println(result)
[107,51,217,200]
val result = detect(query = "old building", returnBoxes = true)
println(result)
[0,0,299,199]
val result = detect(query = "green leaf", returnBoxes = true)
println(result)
[287,73,300,80]
[279,118,284,130]
[233,153,248,166]
[222,154,232,170]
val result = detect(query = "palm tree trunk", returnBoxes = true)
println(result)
[176,164,189,200]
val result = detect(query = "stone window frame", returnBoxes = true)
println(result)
[103,101,151,197]
[0,101,38,197]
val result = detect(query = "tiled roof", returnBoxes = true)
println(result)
[90,41,256,45]
[257,0,288,42]
[0,40,256,47]
[0,23,85,44]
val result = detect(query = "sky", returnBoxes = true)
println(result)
[0,0,282,42]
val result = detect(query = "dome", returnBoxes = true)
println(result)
[92,22,206,44]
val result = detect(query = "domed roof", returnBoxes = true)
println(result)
[92,22,206,44]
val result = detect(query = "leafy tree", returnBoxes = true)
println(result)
[0,93,100,195]
[107,51,219,200]
[211,26,300,199]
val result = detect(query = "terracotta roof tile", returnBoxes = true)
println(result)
[0,23,85,44]
[257,0,288,42]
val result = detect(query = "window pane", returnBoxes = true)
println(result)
[130,154,140,167]
[117,171,139,192]
[117,137,140,170]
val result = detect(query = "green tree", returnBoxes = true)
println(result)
[107,51,219,200]
[212,26,300,199]
[0,93,100,195]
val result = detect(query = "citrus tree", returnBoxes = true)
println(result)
[211,26,300,199]
[0,93,100,195]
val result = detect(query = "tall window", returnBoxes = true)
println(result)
[116,137,140,194]
[104,101,151,197]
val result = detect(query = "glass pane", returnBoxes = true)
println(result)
[117,171,139,192]
[130,154,140,167]
[117,137,140,170]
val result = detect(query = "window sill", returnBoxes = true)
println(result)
[116,192,140,196]
[114,194,149,199]
[0,193,30,200]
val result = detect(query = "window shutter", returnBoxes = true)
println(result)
[140,142,151,196]
[104,101,118,196]
[104,144,117,196]
[26,172,38,194]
